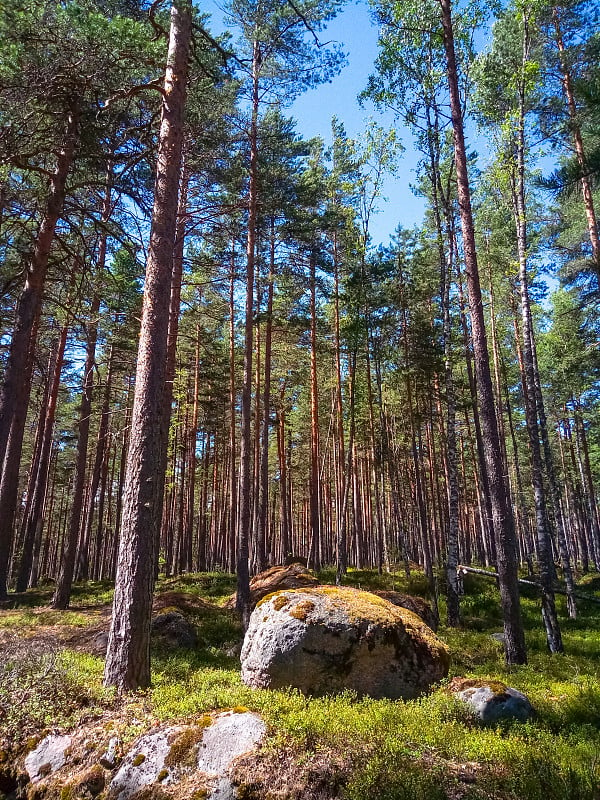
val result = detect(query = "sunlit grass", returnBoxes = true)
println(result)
[1,567,599,799]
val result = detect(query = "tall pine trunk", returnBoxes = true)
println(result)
[104,0,191,690]
[552,8,600,274]
[237,37,260,626]
[512,13,562,652]
[439,0,526,664]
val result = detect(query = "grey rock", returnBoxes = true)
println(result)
[208,776,237,800]
[99,736,120,769]
[108,726,183,800]
[151,610,198,649]
[90,632,109,657]
[198,712,266,800]
[453,682,534,724]
[108,712,265,800]
[24,734,72,782]
[241,587,449,699]
[198,712,266,775]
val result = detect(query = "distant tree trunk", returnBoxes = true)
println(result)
[228,252,237,574]
[52,292,101,608]
[257,219,275,571]
[277,382,291,560]
[552,8,600,275]
[439,0,527,664]
[308,250,321,571]
[573,400,600,569]
[89,348,115,580]
[184,325,200,572]
[0,106,79,599]
[333,246,348,583]
[237,37,260,625]
[16,323,68,592]
[104,0,191,691]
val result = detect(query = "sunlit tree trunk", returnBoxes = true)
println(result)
[104,0,191,690]
[552,8,600,274]
[439,0,526,664]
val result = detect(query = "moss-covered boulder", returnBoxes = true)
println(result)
[150,610,198,649]
[225,563,319,610]
[373,591,438,631]
[240,586,449,699]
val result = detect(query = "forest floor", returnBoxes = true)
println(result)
[0,568,599,800]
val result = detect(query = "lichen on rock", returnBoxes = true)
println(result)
[240,586,449,699]
[449,677,534,724]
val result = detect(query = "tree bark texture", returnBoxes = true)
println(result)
[439,0,527,664]
[104,0,191,691]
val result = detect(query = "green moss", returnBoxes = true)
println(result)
[132,753,146,767]
[156,769,169,782]
[164,724,209,767]
[59,785,74,800]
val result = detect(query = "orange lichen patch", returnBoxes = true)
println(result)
[268,586,450,668]
[288,600,315,621]
[282,586,403,626]
[271,595,290,611]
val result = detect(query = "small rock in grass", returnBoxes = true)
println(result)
[197,711,266,775]
[99,736,120,769]
[24,734,72,783]
[151,610,198,649]
[108,726,183,800]
[450,677,534,724]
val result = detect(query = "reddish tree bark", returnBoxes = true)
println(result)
[104,0,191,690]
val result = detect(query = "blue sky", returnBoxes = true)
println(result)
[205,0,427,247]
[287,0,426,246]
[203,0,561,265]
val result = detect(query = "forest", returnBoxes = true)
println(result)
[0,0,600,797]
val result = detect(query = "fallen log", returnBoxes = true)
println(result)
[457,565,600,606]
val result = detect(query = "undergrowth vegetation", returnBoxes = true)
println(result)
[0,569,599,799]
